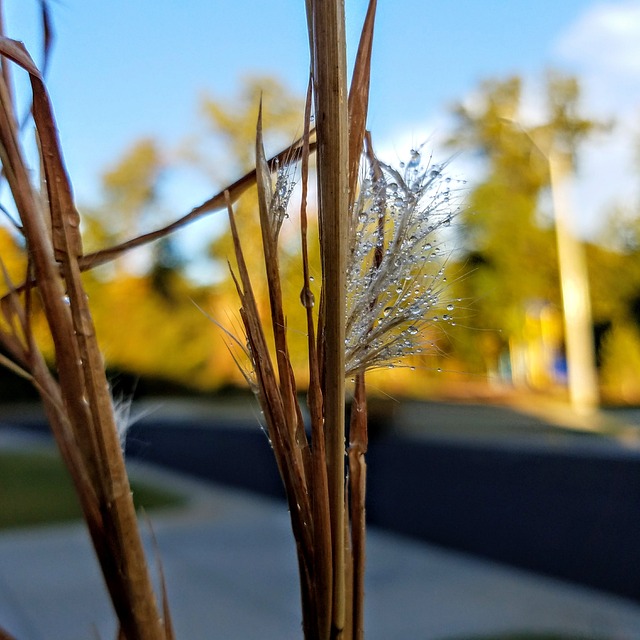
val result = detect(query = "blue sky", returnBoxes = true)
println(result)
[4,1,640,247]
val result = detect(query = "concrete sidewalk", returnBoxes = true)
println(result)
[1,445,640,640]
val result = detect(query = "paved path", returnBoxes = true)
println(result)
[1,429,640,639]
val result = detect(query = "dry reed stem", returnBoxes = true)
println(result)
[0,36,165,639]
[344,5,376,636]
[0,0,14,126]
[0,259,103,532]
[225,187,318,608]
[255,104,309,479]
[300,79,333,639]
[80,134,317,270]
[348,375,367,640]
[0,626,16,640]
[347,0,377,207]
[309,2,350,635]
[145,513,176,640]
[0,135,317,305]
[1,2,381,637]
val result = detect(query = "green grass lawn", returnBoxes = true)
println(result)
[0,449,185,530]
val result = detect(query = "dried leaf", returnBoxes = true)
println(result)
[0,625,17,640]
[144,513,176,640]
[0,36,166,639]
[1,134,318,309]
[40,0,54,78]
[79,134,316,272]
[348,0,377,206]
[0,351,30,380]
[0,36,40,77]
[0,36,82,259]
[255,100,273,236]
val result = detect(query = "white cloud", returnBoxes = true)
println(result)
[375,2,640,241]
[552,1,640,237]
[553,1,640,128]
[556,1,640,78]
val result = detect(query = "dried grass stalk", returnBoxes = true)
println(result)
[221,2,378,637]
[301,78,333,639]
[0,35,165,640]
[0,3,460,639]
[0,625,16,640]
[309,2,350,634]
[0,135,317,303]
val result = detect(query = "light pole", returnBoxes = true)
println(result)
[515,122,600,414]
[547,146,600,413]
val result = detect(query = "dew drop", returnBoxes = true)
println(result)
[300,287,315,309]
[407,325,418,335]
[383,307,393,317]
[446,303,454,311]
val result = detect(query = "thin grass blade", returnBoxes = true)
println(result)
[348,374,368,640]
[39,0,54,78]
[347,0,377,206]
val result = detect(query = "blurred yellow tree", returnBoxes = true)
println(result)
[78,138,227,390]
[444,74,595,388]
[588,208,640,403]
[194,77,321,383]
[0,225,25,291]
[82,139,165,253]
[0,227,54,371]
[445,72,640,402]
[75,77,312,392]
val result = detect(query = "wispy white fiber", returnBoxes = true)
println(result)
[345,148,463,374]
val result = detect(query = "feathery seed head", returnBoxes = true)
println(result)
[269,159,297,237]
[111,391,134,452]
[345,148,462,375]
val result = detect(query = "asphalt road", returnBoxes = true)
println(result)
[2,430,640,640]
[3,397,640,600]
